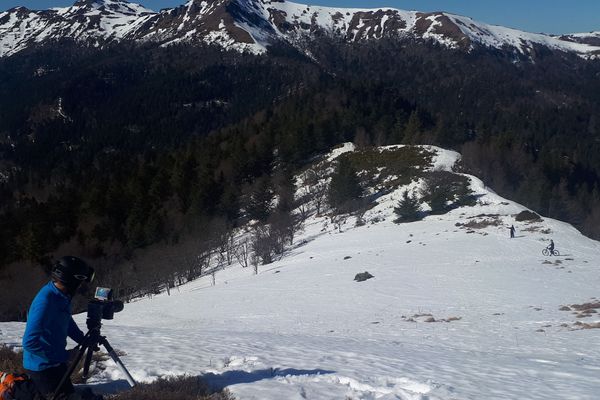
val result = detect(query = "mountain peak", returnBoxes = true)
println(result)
[71,0,151,12]
[0,0,599,59]
[72,0,106,7]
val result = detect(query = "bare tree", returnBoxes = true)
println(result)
[355,206,367,227]
[295,193,311,222]
[330,213,347,233]
[198,249,212,278]
[300,164,329,216]
[251,250,260,275]
[211,218,235,267]
[234,238,251,269]
[251,224,276,269]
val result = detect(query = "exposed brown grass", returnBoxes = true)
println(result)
[109,376,235,400]
[570,302,600,311]
[573,321,600,330]
[461,218,501,229]
[0,345,24,373]
[402,314,462,323]
[515,210,542,222]
[560,301,600,324]
[71,350,110,384]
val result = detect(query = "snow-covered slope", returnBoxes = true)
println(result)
[1,0,599,58]
[0,0,153,57]
[2,145,600,400]
[560,31,600,47]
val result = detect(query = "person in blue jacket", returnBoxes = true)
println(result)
[22,256,96,399]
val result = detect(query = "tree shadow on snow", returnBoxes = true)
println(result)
[201,368,336,390]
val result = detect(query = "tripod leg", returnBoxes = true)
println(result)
[51,341,89,400]
[82,344,96,380]
[99,337,137,387]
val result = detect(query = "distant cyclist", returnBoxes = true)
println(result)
[542,239,558,256]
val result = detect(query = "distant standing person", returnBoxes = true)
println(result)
[548,239,555,253]
[509,225,516,239]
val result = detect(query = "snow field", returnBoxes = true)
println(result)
[2,145,600,399]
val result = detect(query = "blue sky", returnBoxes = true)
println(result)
[2,0,599,34]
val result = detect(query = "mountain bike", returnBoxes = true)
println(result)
[542,248,560,256]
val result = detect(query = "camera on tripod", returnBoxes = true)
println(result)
[87,287,124,326]
[53,287,135,399]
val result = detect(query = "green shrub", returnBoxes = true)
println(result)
[421,171,475,214]
[346,146,434,188]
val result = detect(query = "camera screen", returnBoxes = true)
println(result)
[94,287,112,301]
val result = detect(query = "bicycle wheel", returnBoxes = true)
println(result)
[542,249,549,256]
[553,250,560,256]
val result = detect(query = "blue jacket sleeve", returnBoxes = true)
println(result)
[68,317,85,344]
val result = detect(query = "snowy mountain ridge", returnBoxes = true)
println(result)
[0,0,153,56]
[2,144,600,399]
[1,0,599,58]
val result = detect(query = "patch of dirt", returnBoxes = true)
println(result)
[456,216,501,230]
[572,321,600,330]
[560,300,600,321]
[571,302,600,311]
[522,226,542,232]
[402,314,461,323]
[471,213,501,218]
[515,210,542,222]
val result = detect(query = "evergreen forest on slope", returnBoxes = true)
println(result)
[1,39,600,320]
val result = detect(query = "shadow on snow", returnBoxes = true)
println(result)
[202,368,336,390]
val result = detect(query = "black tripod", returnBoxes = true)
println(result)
[51,316,136,400]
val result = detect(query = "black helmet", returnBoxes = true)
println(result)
[51,256,95,291]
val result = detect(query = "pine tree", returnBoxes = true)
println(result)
[18,223,45,263]
[328,157,364,214]
[403,111,423,144]
[394,190,422,223]
[244,176,273,222]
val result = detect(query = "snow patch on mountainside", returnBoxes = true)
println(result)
[449,14,600,56]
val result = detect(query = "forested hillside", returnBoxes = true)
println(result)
[1,39,600,320]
